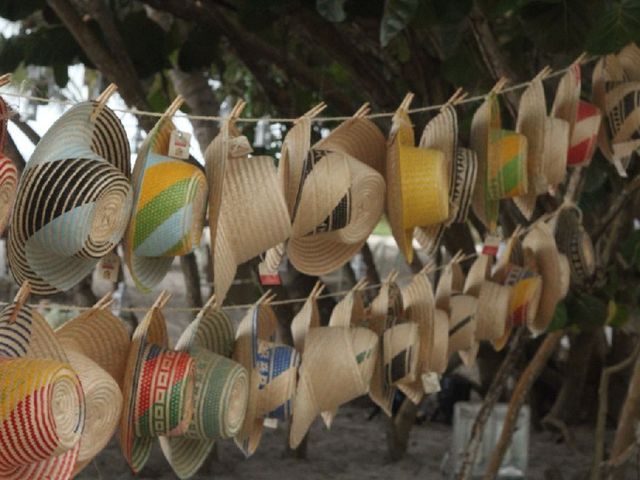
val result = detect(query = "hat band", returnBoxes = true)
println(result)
[487,129,528,199]
[256,343,299,420]
[604,81,640,143]
[568,101,601,166]
[133,345,195,438]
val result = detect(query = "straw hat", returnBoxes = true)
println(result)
[233,295,299,456]
[448,294,479,367]
[0,97,17,236]
[435,255,465,312]
[552,62,602,167]
[471,89,528,230]
[0,284,86,480]
[281,105,385,275]
[125,97,207,292]
[8,86,132,295]
[522,222,565,334]
[160,296,249,479]
[206,101,291,305]
[291,281,325,353]
[289,325,378,448]
[618,43,640,80]
[119,292,196,474]
[551,206,596,285]
[387,94,449,262]
[416,102,478,254]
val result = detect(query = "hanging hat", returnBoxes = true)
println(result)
[289,323,378,448]
[125,97,208,292]
[416,93,478,255]
[435,254,465,312]
[387,94,449,262]
[0,283,86,480]
[160,296,249,479]
[0,97,17,236]
[471,87,528,230]
[8,85,132,295]
[550,205,596,286]
[552,61,602,167]
[522,222,565,334]
[233,294,299,457]
[291,281,325,353]
[206,101,291,305]
[280,104,385,275]
[515,70,570,218]
[119,291,196,474]
[448,294,479,367]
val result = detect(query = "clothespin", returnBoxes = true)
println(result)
[8,281,30,324]
[295,103,327,125]
[352,277,369,292]
[450,249,465,265]
[309,281,326,300]
[353,102,371,119]
[151,290,171,310]
[489,77,509,96]
[0,73,11,88]
[93,291,114,311]
[90,83,118,123]
[200,293,218,313]
[162,95,185,122]
[533,66,553,83]
[440,87,468,112]
[573,52,587,66]
[256,290,277,306]
[385,269,399,285]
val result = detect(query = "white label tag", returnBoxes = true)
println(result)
[421,372,441,394]
[482,234,502,256]
[98,252,120,283]
[263,417,278,429]
[168,130,191,159]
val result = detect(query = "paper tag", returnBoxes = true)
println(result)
[482,235,501,256]
[168,130,191,159]
[98,252,120,283]
[263,417,278,429]
[421,372,441,394]
[259,272,282,286]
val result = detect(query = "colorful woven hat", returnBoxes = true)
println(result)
[289,323,378,449]
[206,101,291,305]
[416,100,478,254]
[550,205,596,286]
[387,94,449,262]
[0,96,18,236]
[233,294,299,457]
[0,283,86,480]
[448,294,479,367]
[8,85,132,295]
[291,281,325,353]
[160,295,249,479]
[552,61,602,167]
[125,97,208,292]
[279,104,386,275]
[471,86,528,230]
[119,291,196,474]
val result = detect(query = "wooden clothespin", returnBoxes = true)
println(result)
[352,277,369,292]
[93,291,114,311]
[256,290,277,306]
[398,93,415,113]
[441,87,468,112]
[8,281,31,324]
[90,83,118,123]
[533,66,553,83]
[450,249,465,265]
[353,102,371,119]
[296,102,327,124]
[489,77,509,96]
[151,290,171,311]
[573,52,587,66]
[309,281,326,300]
[420,259,437,275]
[0,73,12,88]
[162,95,185,122]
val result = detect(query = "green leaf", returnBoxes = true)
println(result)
[117,11,170,78]
[566,292,608,328]
[607,300,631,327]
[380,0,419,47]
[547,301,568,331]
[586,0,640,54]
[316,0,347,22]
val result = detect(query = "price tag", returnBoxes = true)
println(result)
[168,130,191,159]
[263,418,278,429]
[421,372,441,394]
[482,234,501,256]
[98,252,120,283]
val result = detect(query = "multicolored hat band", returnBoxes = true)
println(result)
[284,105,386,275]
[0,283,86,480]
[387,94,449,262]
[550,205,596,285]
[0,96,18,236]
[8,85,132,295]
[448,294,479,367]
[552,61,602,167]
[416,92,478,254]
[291,281,325,353]
[119,291,196,474]
[471,87,528,230]
[160,296,249,479]
[233,295,299,457]
[206,101,291,305]
[522,222,566,334]
[289,325,378,449]
[124,97,207,292]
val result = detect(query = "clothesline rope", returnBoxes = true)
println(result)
[0,56,598,124]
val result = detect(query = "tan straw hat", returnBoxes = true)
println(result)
[206,101,291,305]
[290,281,325,353]
[448,294,479,367]
[282,105,386,275]
[8,85,132,295]
[435,253,465,312]
[549,205,596,285]
[160,295,248,478]
[0,96,18,236]
[233,294,299,456]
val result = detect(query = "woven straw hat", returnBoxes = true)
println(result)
[552,62,602,167]
[0,283,86,480]
[448,294,479,367]
[416,94,478,255]
[522,222,565,334]
[8,86,132,295]
[125,97,208,292]
[160,296,248,479]
[233,295,299,456]
[471,89,528,230]
[206,101,291,305]
[387,94,449,262]
[435,256,465,312]
[291,281,325,353]
[119,291,196,474]
[289,324,378,448]
[0,97,18,236]
[550,205,596,286]
[281,105,385,275]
